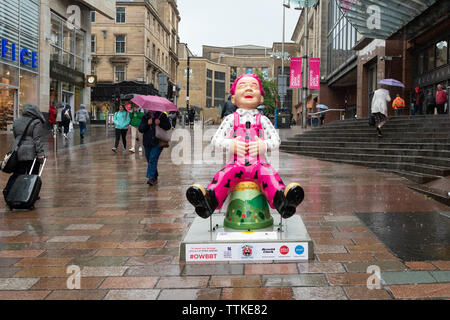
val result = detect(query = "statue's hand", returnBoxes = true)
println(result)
[230,137,246,158]
[249,136,267,157]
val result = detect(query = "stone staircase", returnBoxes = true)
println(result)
[280,115,450,204]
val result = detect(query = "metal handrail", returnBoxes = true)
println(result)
[308,109,345,127]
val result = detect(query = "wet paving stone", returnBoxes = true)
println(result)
[209,275,261,288]
[245,264,299,275]
[31,277,104,290]
[99,277,159,289]
[430,271,450,282]
[125,265,182,277]
[388,283,450,299]
[292,286,348,300]
[0,267,21,277]
[0,258,20,267]
[344,261,408,273]
[104,289,160,300]
[158,288,221,300]
[70,256,129,267]
[405,261,437,270]
[156,276,209,289]
[344,286,392,300]
[221,287,293,300]
[45,290,109,300]
[262,274,328,287]
[182,264,244,276]
[381,271,437,285]
[0,290,50,300]
[0,278,39,290]
[81,266,129,277]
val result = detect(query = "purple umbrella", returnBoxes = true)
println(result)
[131,95,178,112]
[378,79,405,88]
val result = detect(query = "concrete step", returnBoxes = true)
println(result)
[377,169,440,184]
[290,132,450,139]
[280,145,450,159]
[281,141,450,151]
[407,184,450,206]
[286,136,450,143]
[284,151,450,176]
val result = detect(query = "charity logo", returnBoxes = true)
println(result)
[295,245,305,255]
[241,245,253,258]
[224,246,232,259]
[280,245,289,255]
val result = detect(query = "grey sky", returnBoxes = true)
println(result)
[178,0,301,57]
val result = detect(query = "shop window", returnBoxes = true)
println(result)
[51,15,62,47]
[63,24,74,54]
[19,70,38,111]
[115,35,126,53]
[0,63,19,87]
[116,8,126,24]
[436,41,448,68]
[75,30,85,58]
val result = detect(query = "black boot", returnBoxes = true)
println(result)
[186,185,218,219]
[273,184,305,219]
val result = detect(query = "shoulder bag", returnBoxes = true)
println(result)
[155,114,172,146]
[1,119,35,173]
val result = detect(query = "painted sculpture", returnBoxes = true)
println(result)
[186,74,304,228]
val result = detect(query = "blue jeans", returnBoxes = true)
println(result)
[144,145,162,179]
[79,121,86,136]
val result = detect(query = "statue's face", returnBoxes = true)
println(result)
[231,76,264,110]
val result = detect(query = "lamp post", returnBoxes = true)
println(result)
[186,44,191,128]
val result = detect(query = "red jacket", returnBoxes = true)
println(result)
[49,105,57,124]
[436,90,447,105]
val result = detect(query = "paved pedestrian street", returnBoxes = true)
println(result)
[0,127,448,301]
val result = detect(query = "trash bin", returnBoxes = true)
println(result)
[276,111,291,128]
[312,117,319,127]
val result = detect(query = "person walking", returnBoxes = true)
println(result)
[221,95,237,119]
[48,104,57,134]
[411,87,424,115]
[75,104,90,140]
[129,105,144,153]
[61,104,72,139]
[436,83,448,115]
[3,103,45,201]
[392,94,406,116]
[112,104,130,152]
[55,104,63,133]
[371,85,391,137]
[138,110,171,186]
[188,108,195,129]
[424,89,436,115]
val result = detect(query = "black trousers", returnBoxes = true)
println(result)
[114,129,128,149]
[436,104,446,114]
[3,160,40,201]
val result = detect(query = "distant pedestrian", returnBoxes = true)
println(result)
[138,110,171,186]
[112,105,130,153]
[411,87,424,115]
[221,95,237,119]
[424,89,436,115]
[392,94,405,116]
[129,105,144,153]
[3,103,45,201]
[436,83,448,115]
[188,108,195,129]
[75,104,90,139]
[371,86,391,137]
[55,104,63,133]
[48,104,57,134]
[61,104,72,139]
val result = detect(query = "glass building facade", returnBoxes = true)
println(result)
[0,0,40,131]
[327,0,358,75]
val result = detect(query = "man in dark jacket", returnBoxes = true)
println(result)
[61,104,73,138]
[3,103,45,200]
[138,110,171,185]
[411,87,424,115]
[221,95,237,119]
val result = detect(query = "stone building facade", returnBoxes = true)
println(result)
[91,0,180,115]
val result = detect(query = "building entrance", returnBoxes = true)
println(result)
[368,63,378,115]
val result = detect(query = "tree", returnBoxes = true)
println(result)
[255,70,277,118]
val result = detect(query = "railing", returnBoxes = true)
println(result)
[308,109,345,127]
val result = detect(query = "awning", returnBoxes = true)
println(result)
[338,0,438,39]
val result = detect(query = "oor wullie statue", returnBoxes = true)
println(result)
[186,74,305,220]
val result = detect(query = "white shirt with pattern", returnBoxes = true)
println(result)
[211,108,280,152]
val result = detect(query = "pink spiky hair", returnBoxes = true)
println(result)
[230,73,265,97]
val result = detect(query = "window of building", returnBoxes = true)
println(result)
[245,67,253,74]
[114,65,125,83]
[157,48,160,65]
[214,71,226,108]
[116,8,126,23]
[261,67,269,79]
[115,35,126,53]
[436,40,448,68]
[206,69,213,108]
[417,52,424,75]
[91,35,96,53]
[427,46,435,71]
[146,39,150,57]
[91,11,96,23]
[230,66,237,85]
[152,44,156,60]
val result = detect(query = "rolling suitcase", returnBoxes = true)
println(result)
[6,158,46,210]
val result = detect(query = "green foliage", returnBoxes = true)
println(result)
[255,70,277,118]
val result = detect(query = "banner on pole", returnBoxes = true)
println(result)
[308,58,321,90]
[289,57,302,89]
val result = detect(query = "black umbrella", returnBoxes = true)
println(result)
[54,102,64,108]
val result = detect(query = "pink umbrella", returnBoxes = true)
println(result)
[131,95,178,112]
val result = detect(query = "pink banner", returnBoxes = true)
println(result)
[308,58,321,90]
[289,57,302,89]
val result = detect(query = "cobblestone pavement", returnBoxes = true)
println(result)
[0,124,448,300]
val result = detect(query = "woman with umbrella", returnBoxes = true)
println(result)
[371,83,392,137]
[132,96,174,186]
